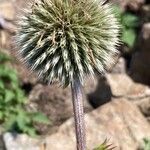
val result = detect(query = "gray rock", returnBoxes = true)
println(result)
[106,74,150,98]
[88,73,150,104]
[44,99,150,150]
[28,83,93,135]
[107,74,150,123]
[3,133,42,150]
[134,97,150,119]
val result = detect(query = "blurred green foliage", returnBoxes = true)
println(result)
[142,138,150,150]
[114,5,140,48]
[0,52,50,136]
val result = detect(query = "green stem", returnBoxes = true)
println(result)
[71,78,86,150]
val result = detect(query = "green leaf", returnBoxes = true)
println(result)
[93,144,114,150]
[0,80,4,89]
[32,112,50,124]
[0,52,11,63]
[4,90,15,103]
[93,140,115,150]
[122,13,139,28]
[122,29,136,48]
[0,94,3,99]
[15,89,26,103]
[16,110,31,129]
[112,5,122,18]
[8,71,18,83]
[0,52,46,136]
[0,112,3,120]
[22,126,37,137]
[94,145,106,150]
[4,115,17,130]
[143,138,150,150]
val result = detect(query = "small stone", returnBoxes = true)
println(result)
[0,2,15,20]
[3,133,42,150]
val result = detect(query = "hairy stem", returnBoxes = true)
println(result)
[71,78,86,150]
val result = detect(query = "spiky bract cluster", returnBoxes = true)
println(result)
[16,0,120,86]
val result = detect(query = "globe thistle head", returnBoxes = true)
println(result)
[16,0,120,87]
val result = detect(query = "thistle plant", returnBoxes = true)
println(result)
[93,139,116,150]
[16,0,120,150]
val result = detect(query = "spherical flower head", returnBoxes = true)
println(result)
[16,0,120,87]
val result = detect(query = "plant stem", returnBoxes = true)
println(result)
[71,78,86,150]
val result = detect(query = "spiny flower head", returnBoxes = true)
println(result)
[16,0,120,87]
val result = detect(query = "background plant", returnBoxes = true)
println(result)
[141,138,150,150]
[93,140,115,150]
[0,52,50,136]
[114,5,140,48]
